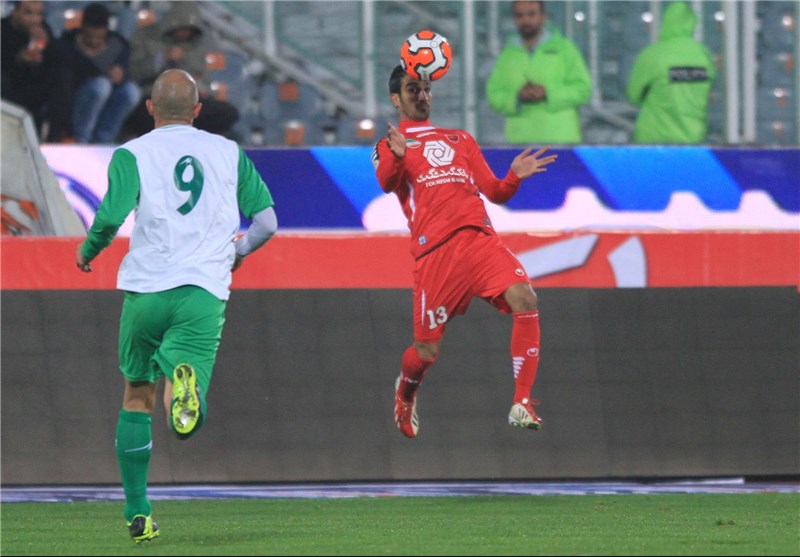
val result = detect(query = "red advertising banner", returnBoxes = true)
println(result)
[2,231,798,290]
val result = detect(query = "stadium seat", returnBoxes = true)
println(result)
[758,85,794,117]
[272,80,327,145]
[206,51,227,72]
[282,119,305,146]
[758,7,796,50]
[136,8,157,28]
[758,51,795,88]
[63,8,82,30]
[757,118,796,145]
[256,81,285,146]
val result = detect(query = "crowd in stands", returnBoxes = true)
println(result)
[1,0,239,144]
[2,0,720,147]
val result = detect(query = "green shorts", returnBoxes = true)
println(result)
[118,285,227,399]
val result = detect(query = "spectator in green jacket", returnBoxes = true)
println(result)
[486,1,592,145]
[626,1,717,144]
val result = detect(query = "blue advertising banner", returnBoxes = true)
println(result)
[41,145,799,235]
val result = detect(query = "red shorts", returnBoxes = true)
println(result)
[412,227,531,342]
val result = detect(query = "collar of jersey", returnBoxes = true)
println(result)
[157,123,193,131]
[399,120,433,133]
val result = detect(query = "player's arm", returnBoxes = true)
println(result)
[233,147,277,270]
[233,206,277,271]
[465,134,522,204]
[76,148,140,272]
[472,139,558,204]
[372,125,406,193]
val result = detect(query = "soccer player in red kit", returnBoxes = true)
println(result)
[372,65,558,438]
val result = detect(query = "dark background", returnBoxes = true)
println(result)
[2,287,798,484]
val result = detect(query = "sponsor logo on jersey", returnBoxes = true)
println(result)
[446,134,460,143]
[416,166,470,188]
[406,139,422,149]
[416,166,469,182]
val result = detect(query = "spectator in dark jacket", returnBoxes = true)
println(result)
[60,2,141,143]
[123,1,238,139]
[1,0,71,141]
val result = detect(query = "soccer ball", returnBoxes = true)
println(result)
[400,30,452,81]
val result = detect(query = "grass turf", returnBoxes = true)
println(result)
[1,493,798,555]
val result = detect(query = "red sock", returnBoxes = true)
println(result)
[398,345,435,401]
[511,311,540,403]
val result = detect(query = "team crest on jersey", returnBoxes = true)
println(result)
[423,140,455,167]
[406,139,422,149]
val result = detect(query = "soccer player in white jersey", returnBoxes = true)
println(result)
[76,69,278,544]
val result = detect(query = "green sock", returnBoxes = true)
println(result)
[115,409,153,522]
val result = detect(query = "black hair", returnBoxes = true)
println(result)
[512,0,546,14]
[82,2,110,28]
[389,64,407,95]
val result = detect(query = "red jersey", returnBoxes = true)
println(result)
[372,119,522,259]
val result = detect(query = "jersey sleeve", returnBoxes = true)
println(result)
[372,138,406,193]
[81,148,140,261]
[236,146,274,220]
[466,134,522,204]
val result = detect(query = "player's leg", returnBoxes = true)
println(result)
[470,233,543,430]
[118,381,160,543]
[162,380,172,430]
[504,281,543,430]
[395,234,472,438]
[394,339,438,439]
[155,286,226,440]
[117,292,166,543]
[399,339,439,400]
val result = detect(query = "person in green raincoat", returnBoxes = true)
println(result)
[627,1,717,144]
[486,1,592,145]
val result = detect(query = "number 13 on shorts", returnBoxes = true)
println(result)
[426,305,448,330]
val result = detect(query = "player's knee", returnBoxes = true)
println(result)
[123,381,157,414]
[415,340,440,361]
[506,282,538,312]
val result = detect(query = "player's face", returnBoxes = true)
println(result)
[394,75,432,121]
[513,1,546,40]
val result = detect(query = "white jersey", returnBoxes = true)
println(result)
[116,125,243,300]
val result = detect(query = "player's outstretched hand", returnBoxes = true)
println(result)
[511,146,558,180]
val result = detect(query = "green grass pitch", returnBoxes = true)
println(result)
[2,493,798,555]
